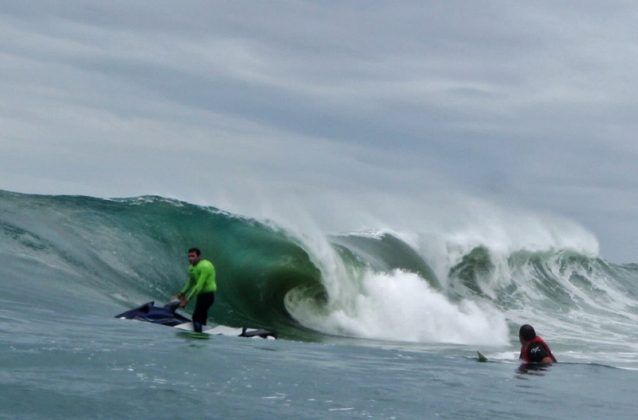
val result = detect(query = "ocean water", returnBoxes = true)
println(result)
[1,190,637,419]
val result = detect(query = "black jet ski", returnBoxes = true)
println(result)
[115,301,277,339]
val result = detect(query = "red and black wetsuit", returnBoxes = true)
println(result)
[519,336,557,363]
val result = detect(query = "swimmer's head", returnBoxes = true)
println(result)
[519,324,536,343]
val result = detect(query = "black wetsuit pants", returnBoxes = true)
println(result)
[192,292,215,333]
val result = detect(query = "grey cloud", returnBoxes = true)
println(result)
[2,1,638,260]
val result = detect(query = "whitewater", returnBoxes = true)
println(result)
[1,190,637,419]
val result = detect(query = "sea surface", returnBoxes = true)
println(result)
[1,190,637,419]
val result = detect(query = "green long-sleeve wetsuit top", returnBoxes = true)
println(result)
[180,259,217,301]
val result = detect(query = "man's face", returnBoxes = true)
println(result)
[188,252,199,265]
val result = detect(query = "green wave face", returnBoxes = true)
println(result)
[0,191,324,338]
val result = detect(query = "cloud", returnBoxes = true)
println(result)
[1,1,638,260]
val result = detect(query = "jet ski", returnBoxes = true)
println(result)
[115,301,277,339]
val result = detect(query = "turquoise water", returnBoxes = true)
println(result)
[1,190,637,418]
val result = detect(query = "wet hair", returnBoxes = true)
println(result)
[519,324,537,341]
[187,247,201,256]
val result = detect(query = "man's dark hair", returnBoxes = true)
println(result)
[519,324,536,341]
[188,247,201,256]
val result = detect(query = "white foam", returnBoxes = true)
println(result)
[286,269,509,346]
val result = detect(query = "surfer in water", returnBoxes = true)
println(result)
[173,248,217,333]
[518,324,557,365]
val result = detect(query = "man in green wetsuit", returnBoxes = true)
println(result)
[174,247,217,333]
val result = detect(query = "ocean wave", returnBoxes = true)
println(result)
[1,190,636,351]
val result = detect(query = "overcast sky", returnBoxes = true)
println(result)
[2,1,638,261]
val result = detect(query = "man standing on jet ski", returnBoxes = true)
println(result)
[174,248,217,333]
